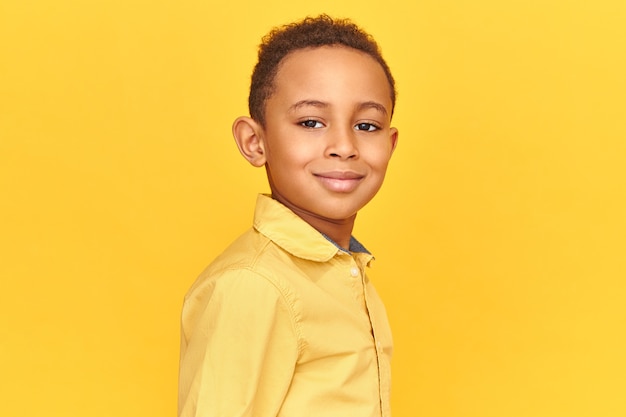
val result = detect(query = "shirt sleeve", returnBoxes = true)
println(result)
[178,268,299,417]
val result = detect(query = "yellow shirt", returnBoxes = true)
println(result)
[178,194,393,417]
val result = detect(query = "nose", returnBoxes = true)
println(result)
[326,126,359,160]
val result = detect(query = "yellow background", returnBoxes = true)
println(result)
[1,0,625,416]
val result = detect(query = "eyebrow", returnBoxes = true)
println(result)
[357,101,388,117]
[288,100,388,116]
[288,100,329,113]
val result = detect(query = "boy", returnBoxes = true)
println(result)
[178,15,399,417]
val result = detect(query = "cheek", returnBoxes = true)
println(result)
[280,142,322,165]
[363,147,393,170]
[266,146,311,175]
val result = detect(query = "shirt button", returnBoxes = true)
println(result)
[350,267,359,277]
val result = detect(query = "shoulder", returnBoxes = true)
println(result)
[181,228,304,350]
[184,227,299,308]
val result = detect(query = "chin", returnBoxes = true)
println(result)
[316,202,363,220]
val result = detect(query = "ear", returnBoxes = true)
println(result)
[389,127,399,155]
[232,116,266,167]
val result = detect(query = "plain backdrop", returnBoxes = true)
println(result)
[1,1,625,416]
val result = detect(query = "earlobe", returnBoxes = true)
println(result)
[232,116,267,167]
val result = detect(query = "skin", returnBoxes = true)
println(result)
[233,45,398,249]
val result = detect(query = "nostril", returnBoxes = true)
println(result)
[329,152,357,159]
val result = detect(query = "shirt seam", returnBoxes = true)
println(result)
[219,238,306,358]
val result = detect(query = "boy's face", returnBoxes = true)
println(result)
[255,46,398,224]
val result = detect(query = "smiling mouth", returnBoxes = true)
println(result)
[313,171,365,192]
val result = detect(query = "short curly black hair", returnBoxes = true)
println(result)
[249,14,396,126]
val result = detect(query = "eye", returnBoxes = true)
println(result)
[300,119,324,129]
[354,122,379,132]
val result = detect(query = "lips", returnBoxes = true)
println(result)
[313,171,365,193]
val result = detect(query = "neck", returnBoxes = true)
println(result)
[302,213,355,251]
[272,196,356,250]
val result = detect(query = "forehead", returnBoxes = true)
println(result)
[269,46,393,111]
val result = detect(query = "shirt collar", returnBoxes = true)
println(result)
[252,194,373,265]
